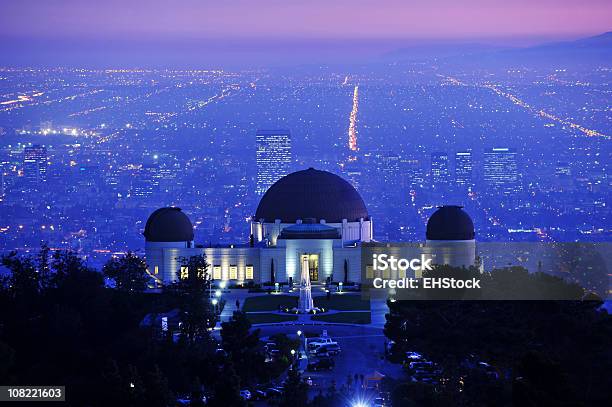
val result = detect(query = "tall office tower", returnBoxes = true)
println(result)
[431,152,450,187]
[484,147,520,194]
[256,130,292,195]
[23,144,48,186]
[455,150,473,188]
[378,152,401,203]
[132,163,160,198]
[555,162,571,177]
[379,152,400,185]
[401,158,425,188]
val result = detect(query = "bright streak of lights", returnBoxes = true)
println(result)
[348,85,359,151]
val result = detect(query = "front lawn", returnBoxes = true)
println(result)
[311,311,372,324]
[245,313,298,324]
[242,295,298,312]
[313,294,370,311]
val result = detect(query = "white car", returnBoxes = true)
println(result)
[405,351,424,361]
[308,337,338,348]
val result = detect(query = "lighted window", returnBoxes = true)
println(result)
[229,266,238,280]
[399,269,406,279]
[245,265,254,280]
[154,266,159,275]
[180,266,188,279]
[366,265,374,279]
[213,266,221,280]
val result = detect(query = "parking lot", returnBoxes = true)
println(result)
[257,324,404,400]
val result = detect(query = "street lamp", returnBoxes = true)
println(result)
[274,282,279,293]
[215,290,222,298]
[290,349,296,356]
[211,298,218,314]
[220,280,227,289]
[339,281,343,293]
[297,330,304,355]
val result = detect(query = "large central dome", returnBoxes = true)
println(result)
[255,168,369,223]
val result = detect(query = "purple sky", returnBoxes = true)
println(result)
[0,0,610,67]
[1,0,610,41]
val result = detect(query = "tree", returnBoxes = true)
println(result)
[209,361,243,407]
[143,365,174,407]
[1,250,40,299]
[384,271,612,405]
[175,255,214,343]
[220,311,264,383]
[280,369,308,407]
[103,252,149,292]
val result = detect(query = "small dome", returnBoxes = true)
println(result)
[255,168,369,223]
[144,207,194,242]
[426,205,475,240]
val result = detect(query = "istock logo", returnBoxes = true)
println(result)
[373,253,433,272]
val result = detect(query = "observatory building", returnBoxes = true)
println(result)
[144,168,476,286]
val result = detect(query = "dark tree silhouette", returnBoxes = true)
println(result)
[173,254,215,343]
[279,368,308,407]
[384,266,611,405]
[103,251,149,292]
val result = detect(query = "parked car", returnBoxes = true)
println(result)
[374,396,387,407]
[252,389,267,400]
[240,390,251,400]
[314,343,341,356]
[408,361,435,372]
[405,351,424,361]
[411,372,440,385]
[477,362,499,379]
[265,387,283,399]
[308,337,337,346]
[307,356,335,371]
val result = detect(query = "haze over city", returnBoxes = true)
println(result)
[1,0,611,66]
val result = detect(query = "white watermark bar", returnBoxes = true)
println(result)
[360,242,611,301]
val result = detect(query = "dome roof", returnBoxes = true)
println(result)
[144,207,194,242]
[278,220,341,240]
[426,205,475,240]
[255,168,369,223]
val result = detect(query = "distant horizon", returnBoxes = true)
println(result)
[0,31,609,69]
[1,0,611,68]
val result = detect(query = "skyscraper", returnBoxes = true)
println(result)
[256,130,292,195]
[484,147,520,194]
[23,144,48,186]
[379,152,400,186]
[431,152,450,187]
[455,150,473,188]
[131,163,160,198]
[401,158,424,188]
